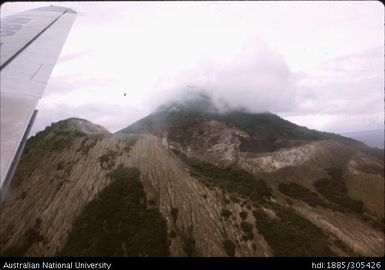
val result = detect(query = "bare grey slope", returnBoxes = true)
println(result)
[0,117,383,256]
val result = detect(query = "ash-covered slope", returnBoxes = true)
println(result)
[1,101,383,257]
[1,118,273,256]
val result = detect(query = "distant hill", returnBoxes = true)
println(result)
[1,92,383,257]
[119,93,383,160]
[342,129,384,149]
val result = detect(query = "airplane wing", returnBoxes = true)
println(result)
[0,6,77,201]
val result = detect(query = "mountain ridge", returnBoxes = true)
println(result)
[0,96,383,257]
[118,94,382,160]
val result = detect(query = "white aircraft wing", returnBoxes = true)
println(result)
[0,6,77,201]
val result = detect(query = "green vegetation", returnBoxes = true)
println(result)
[279,179,366,216]
[123,139,137,154]
[169,231,176,239]
[238,136,277,153]
[171,208,179,223]
[171,149,272,203]
[2,218,44,256]
[120,97,330,141]
[19,130,72,179]
[241,233,253,241]
[77,138,97,155]
[240,221,253,233]
[213,111,369,155]
[240,221,254,241]
[48,129,85,152]
[119,93,384,161]
[51,136,73,151]
[129,106,356,146]
[183,238,196,257]
[239,211,248,220]
[221,209,231,218]
[362,216,385,232]
[253,204,335,256]
[98,149,117,170]
[57,161,65,171]
[98,154,109,164]
[23,119,107,161]
[333,239,355,255]
[55,129,84,138]
[314,168,364,214]
[59,167,169,256]
[278,182,329,208]
[222,239,236,256]
[120,94,212,134]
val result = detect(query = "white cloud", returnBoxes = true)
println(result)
[1,1,383,138]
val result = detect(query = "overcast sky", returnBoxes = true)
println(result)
[1,1,384,139]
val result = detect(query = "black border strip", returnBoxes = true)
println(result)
[0,257,384,270]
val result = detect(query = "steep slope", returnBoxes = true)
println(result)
[0,107,383,257]
[167,134,384,256]
[0,121,273,256]
[0,119,117,256]
[121,95,348,143]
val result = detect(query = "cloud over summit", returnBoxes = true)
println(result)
[149,37,298,114]
[2,2,382,138]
